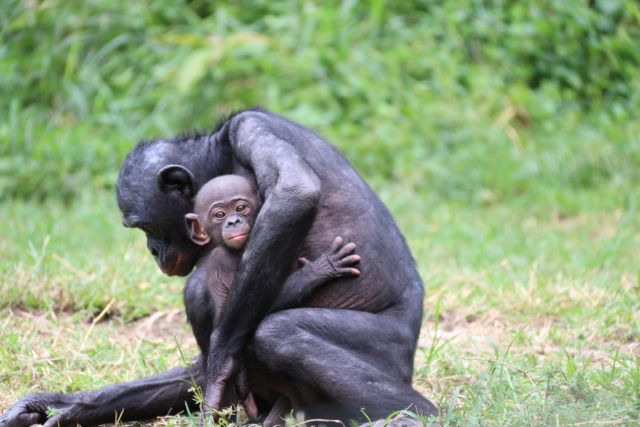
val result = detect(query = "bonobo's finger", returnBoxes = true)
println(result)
[16,413,41,427]
[263,396,291,427]
[42,414,64,427]
[330,236,344,252]
[335,241,357,257]
[234,367,250,397]
[205,358,236,412]
[338,267,360,277]
[205,382,226,413]
[242,392,259,420]
[0,411,41,427]
[338,254,361,266]
[297,257,310,268]
[234,367,258,419]
[0,402,43,427]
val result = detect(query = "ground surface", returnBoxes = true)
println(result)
[1,186,638,426]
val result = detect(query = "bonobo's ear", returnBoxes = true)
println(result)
[185,213,211,246]
[157,165,195,200]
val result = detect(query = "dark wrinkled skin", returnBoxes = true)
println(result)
[0,108,438,427]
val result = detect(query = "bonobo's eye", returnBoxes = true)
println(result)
[236,203,247,213]
[213,210,225,220]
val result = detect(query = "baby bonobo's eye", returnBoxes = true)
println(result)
[236,203,247,213]
[213,210,225,219]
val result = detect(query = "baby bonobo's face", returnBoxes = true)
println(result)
[185,175,261,251]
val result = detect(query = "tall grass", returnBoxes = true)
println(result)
[1,0,638,202]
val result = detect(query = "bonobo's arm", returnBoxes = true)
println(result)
[204,111,322,409]
[270,236,360,312]
[0,361,204,427]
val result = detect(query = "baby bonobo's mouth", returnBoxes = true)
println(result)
[225,233,249,250]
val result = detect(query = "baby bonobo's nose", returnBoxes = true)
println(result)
[226,217,241,227]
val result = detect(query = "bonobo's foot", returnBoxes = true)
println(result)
[298,236,360,279]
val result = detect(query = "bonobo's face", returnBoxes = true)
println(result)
[123,204,202,276]
[116,143,205,276]
[185,175,261,251]
[203,193,258,250]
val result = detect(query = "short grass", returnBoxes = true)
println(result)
[1,169,638,425]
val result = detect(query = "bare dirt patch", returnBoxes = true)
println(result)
[110,309,194,345]
[4,308,195,348]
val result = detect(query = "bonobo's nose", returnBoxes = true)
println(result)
[226,217,241,227]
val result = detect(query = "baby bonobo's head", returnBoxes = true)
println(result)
[185,175,261,251]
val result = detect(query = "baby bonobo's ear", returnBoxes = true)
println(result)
[185,213,211,246]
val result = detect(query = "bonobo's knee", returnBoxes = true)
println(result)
[253,312,289,354]
[254,312,302,371]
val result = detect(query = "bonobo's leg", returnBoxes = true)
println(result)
[270,236,360,312]
[0,362,205,427]
[253,305,438,423]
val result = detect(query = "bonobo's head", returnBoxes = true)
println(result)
[116,135,228,276]
[185,175,261,251]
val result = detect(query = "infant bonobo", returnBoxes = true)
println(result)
[185,174,361,318]
[185,175,361,422]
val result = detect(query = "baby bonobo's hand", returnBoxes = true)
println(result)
[299,236,361,279]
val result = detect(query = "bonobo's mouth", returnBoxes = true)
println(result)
[160,252,193,276]
[225,233,249,250]
[228,233,248,241]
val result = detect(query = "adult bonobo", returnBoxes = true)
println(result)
[0,108,438,426]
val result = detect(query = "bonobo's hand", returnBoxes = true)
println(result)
[234,364,258,420]
[0,393,86,427]
[298,236,361,279]
[204,351,257,420]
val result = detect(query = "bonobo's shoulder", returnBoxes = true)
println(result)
[220,108,317,143]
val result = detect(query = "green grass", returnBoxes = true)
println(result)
[1,0,640,425]
[1,175,638,425]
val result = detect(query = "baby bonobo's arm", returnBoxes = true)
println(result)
[269,236,360,312]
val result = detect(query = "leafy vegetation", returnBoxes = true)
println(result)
[1,0,638,425]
